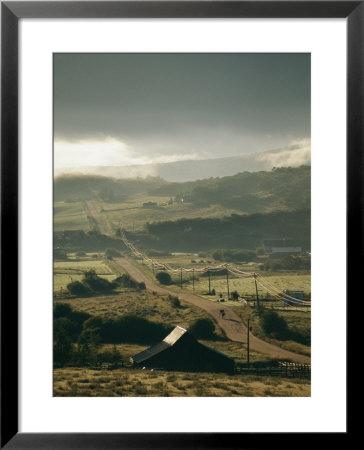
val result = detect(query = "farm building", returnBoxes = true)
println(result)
[131,326,235,373]
[262,238,302,254]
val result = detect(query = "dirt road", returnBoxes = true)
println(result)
[114,257,311,364]
[84,199,310,364]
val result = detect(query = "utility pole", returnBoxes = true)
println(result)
[192,269,195,291]
[208,269,211,295]
[226,268,230,300]
[180,268,183,289]
[253,273,260,313]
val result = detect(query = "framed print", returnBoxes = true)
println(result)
[1,1,358,447]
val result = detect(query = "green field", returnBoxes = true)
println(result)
[54,201,89,231]
[54,366,310,397]
[130,255,311,298]
[53,258,115,292]
[54,194,250,234]
[102,197,246,233]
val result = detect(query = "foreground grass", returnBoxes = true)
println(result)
[54,367,310,397]
[98,340,271,366]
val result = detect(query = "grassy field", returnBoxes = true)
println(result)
[130,255,310,298]
[53,258,116,292]
[54,195,249,234]
[231,305,311,357]
[54,201,89,231]
[54,366,310,397]
[54,289,223,336]
[101,195,245,233]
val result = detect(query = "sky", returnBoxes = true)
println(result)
[54,53,310,170]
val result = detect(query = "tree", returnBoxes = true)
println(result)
[76,327,101,365]
[189,318,215,339]
[82,270,116,293]
[155,271,172,285]
[260,310,288,335]
[54,317,79,342]
[54,327,73,367]
[67,280,92,297]
[168,295,180,308]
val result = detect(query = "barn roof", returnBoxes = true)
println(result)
[132,326,187,364]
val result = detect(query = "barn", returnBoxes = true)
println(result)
[131,326,235,373]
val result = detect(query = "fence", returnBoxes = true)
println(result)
[235,362,311,378]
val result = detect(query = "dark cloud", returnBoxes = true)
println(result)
[54,53,310,161]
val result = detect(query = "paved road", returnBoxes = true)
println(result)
[114,257,311,364]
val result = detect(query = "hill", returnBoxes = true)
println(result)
[149,165,310,213]
[55,166,310,215]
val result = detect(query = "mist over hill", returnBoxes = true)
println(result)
[55,165,310,215]
[55,143,310,182]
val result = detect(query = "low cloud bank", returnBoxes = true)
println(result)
[54,138,310,181]
[256,139,311,170]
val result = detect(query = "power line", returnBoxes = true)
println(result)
[119,226,310,304]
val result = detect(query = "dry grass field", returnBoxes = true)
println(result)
[54,367,310,397]
[54,289,223,337]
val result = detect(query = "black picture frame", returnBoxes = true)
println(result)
[1,1,357,448]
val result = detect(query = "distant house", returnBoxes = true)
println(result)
[282,290,305,305]
[131,326,234,373]
[262,238,302,254]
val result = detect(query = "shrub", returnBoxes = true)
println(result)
[54,304,91,342]
[260,310,288,336]
[155,271,172,285]
[231,290,239,301]
[54,328,73,367]
[83,314,172,345]
[189,318,215,339]
[168,295,181,308]
[54,317,79,342]
[67,280,92,297]
[82,270,116,293]
[76,251,86,257]
[113,273,144,289]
